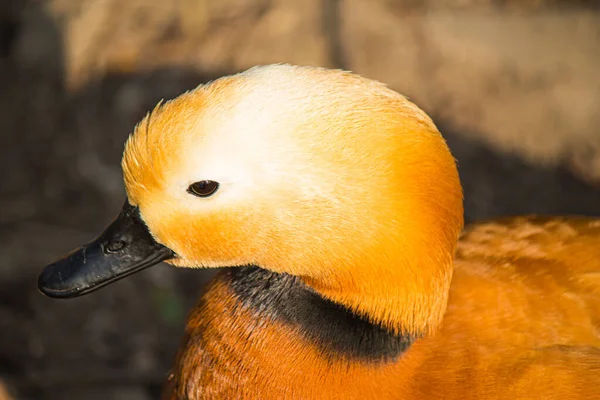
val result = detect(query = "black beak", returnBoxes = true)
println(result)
[38,201,175,299]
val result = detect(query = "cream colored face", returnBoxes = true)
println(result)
[133,105,306,270]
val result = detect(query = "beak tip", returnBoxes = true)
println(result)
[37,262,75,299]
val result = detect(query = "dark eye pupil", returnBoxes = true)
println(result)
[188,180,219,197]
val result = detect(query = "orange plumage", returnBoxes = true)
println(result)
[44,65,600,399]
[161,217,600,399]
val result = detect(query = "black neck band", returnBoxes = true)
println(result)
[226,266,414,362]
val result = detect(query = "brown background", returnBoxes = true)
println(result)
[1,1,599,399]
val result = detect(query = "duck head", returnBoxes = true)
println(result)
[39,65,463,335]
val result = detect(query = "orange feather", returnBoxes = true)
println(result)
[116,65,599,399]
[162,217,600,399]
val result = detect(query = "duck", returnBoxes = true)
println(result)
[38,64,600,399]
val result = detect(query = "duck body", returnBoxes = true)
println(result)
[36,65,600,399]
[165,216,600,399]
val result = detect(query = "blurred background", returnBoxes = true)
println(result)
[1,0,599,399]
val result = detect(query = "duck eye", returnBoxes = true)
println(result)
[187,180,219,197]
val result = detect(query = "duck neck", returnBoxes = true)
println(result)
[300,256,454,337]
[228,266,415,361]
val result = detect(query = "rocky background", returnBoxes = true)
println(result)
[1,0,599,399]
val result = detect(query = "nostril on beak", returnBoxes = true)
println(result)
[105,240,126,253]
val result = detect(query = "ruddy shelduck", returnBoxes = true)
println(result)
[39,65,600,399]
